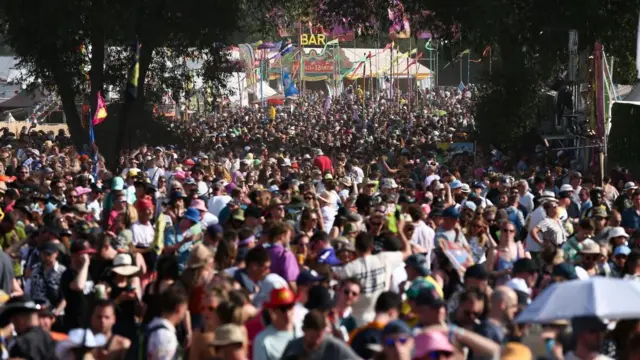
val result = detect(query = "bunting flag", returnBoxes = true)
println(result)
[126,41,140,101]
[92,91,108,125]
[384,42,394,50]
[283,69,299,97]
[482,45,492,57]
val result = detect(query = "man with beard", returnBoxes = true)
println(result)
[475,286,518,346]
[564,316,614,360]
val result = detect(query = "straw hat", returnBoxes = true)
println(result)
[110,253,140,276]
[186,244,214,270]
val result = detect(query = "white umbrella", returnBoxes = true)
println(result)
[516,277,640,323]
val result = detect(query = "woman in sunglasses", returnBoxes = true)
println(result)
[486,221,528,286]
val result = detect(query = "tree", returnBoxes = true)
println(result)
[0,0,283,160]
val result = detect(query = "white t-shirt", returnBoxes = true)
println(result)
[131,221,155,248]
[519,192,535,214]
[146,317,178,360]
[351,167,364,185]
[334,251,405,326]
[525,206,547,252]
[424,174,440,187]
[207,195,231,217]
[320,205,336,233]
[411,221,435,268]
[293,302,308,335]
[87,200,102,221]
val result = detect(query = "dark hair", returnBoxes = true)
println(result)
[245,247,270,266]
[92,299,115,314]
[407,205,423,222]
[339,277,362,291]
[623,250,640,275]
[158,283,188,315]
[374,291,402,314]
[302,310,327,331]
[355,232,374,253]
[578,219,595,232]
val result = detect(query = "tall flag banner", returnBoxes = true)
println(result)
[92,91,108,125]
[126,42,140,101]
[483,45,492,57]
[283,69,299,97]
[425,39,435,51]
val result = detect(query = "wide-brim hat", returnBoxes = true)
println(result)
[0,296,41,327]
[110,253,140,276]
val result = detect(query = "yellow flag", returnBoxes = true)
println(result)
[269,106,276,120]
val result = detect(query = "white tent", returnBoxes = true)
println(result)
[225,72,278,106]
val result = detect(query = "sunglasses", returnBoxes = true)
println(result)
[501,228,516,233]
[383,336,410,347]
[343,289,359,297]
[582,254,599,261]
[304,196,314,200]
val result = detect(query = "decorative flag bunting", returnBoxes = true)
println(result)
[92,91,108,125]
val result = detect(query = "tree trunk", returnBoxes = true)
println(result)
[53,69,84,151]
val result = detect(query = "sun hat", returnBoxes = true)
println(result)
[559,184,574,193]
[55,328,107,359]
[111,253,140,276]
[624,182,638,191]
[186,244,214,269]
[183,207,201,223]
[263,287,296,309]
[608,227,629,240]
[460,183,471,193]
[211,324,247,347]
[413,330,455,358]
[0,296,42,327]
[381,178,398,189]
[191,199,208,212]
[580,239,601,254]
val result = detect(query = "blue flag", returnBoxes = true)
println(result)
[283,69,299,97]
[457,81,466,92]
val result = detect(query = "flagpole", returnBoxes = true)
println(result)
[260,50,264,107]
[362,60,366,123]
[390,42,393,100]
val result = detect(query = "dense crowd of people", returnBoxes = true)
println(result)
[0,85,637,360]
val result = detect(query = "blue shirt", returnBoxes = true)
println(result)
[163,226,195,272]
[622,208,640,231]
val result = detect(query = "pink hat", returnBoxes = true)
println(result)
[413,331,455,359]
[173,171,186,181]
[74,186,91,196]
[191,199,207,212]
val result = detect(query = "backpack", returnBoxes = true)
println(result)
[126,322,171,360]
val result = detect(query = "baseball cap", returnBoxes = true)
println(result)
[380,320,412,341]
[614,245,632,257]
[70,239,96,255]
[450,180,463,190]
[441,206,460,219]
[296,269,324,286]
[405,254,430,276]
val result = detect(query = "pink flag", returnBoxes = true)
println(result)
[92,91,108,125]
